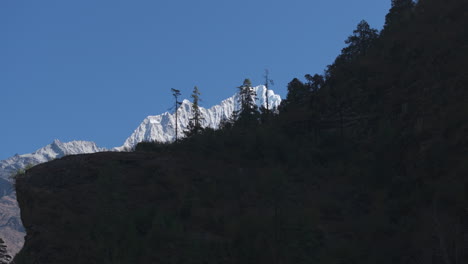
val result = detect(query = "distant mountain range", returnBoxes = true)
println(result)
[0,85,281,256]
[0,140,103,180]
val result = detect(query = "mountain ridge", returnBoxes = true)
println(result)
[1,85,281,180]
[118,85,281,150]
[0,85,281,256]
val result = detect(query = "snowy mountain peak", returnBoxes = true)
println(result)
[0,140,103,180]
[0,85,281,255]
[117,85,281,150]
[1,85,282,174]
[0,139,104,255]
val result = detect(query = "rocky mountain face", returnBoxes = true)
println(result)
[0,194,24,257]
[0,140,102,256]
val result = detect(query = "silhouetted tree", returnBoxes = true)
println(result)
[264,70,274,112]
[171,88,182,142]
[280,78,307,111]
[305,74,324,141]
[340,20,379,61]
[234,79,258,124]
[384,0,414,32]
[305,74,324,94]
[185,86,204,137]
[260,70,275,122]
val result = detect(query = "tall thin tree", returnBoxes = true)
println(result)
[235,78,258,123]
[264,69,274,113]
[185,86,204,137]
[171,88,182,142]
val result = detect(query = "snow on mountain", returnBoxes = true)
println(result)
[0,85,281,177]
[0,85,281,256]
[0,139,102,255]
[117,85,281,150]
[0,85,281,180]
[0,140,103,180]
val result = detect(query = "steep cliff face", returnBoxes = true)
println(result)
[0,193,24,256]
[14,151,245,264]
[0,86,281,256]
[0,140,103,256]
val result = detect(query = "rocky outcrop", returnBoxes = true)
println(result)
[13,151,240,264]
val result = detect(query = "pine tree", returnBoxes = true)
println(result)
[341,20,379,60]
[171,88,182,142]
[384,0,414,32]
[0,238,11,264]
[305,74,324,94]
[234,78,258,124]
[185,86,204,137]
[280,78,307,111]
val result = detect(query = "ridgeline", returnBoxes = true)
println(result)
[14,0,468,263]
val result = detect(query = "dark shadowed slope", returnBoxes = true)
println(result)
[13,0,468,263]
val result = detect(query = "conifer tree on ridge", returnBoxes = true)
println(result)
[235,78,258,124]
[185,86,204,137]
[261,69,275,119]
[171,88,182,142]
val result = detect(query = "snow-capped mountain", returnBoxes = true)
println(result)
[0,140,102,180]
[1,85,281,177]
[0,140,102,255]
[118,85,281,150]
[0,85,281,256]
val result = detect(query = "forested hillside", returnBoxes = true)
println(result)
[13,0,468,263]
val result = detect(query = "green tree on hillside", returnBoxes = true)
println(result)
[185,86,204,137]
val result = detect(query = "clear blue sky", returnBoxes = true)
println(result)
[0,0,390,160]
